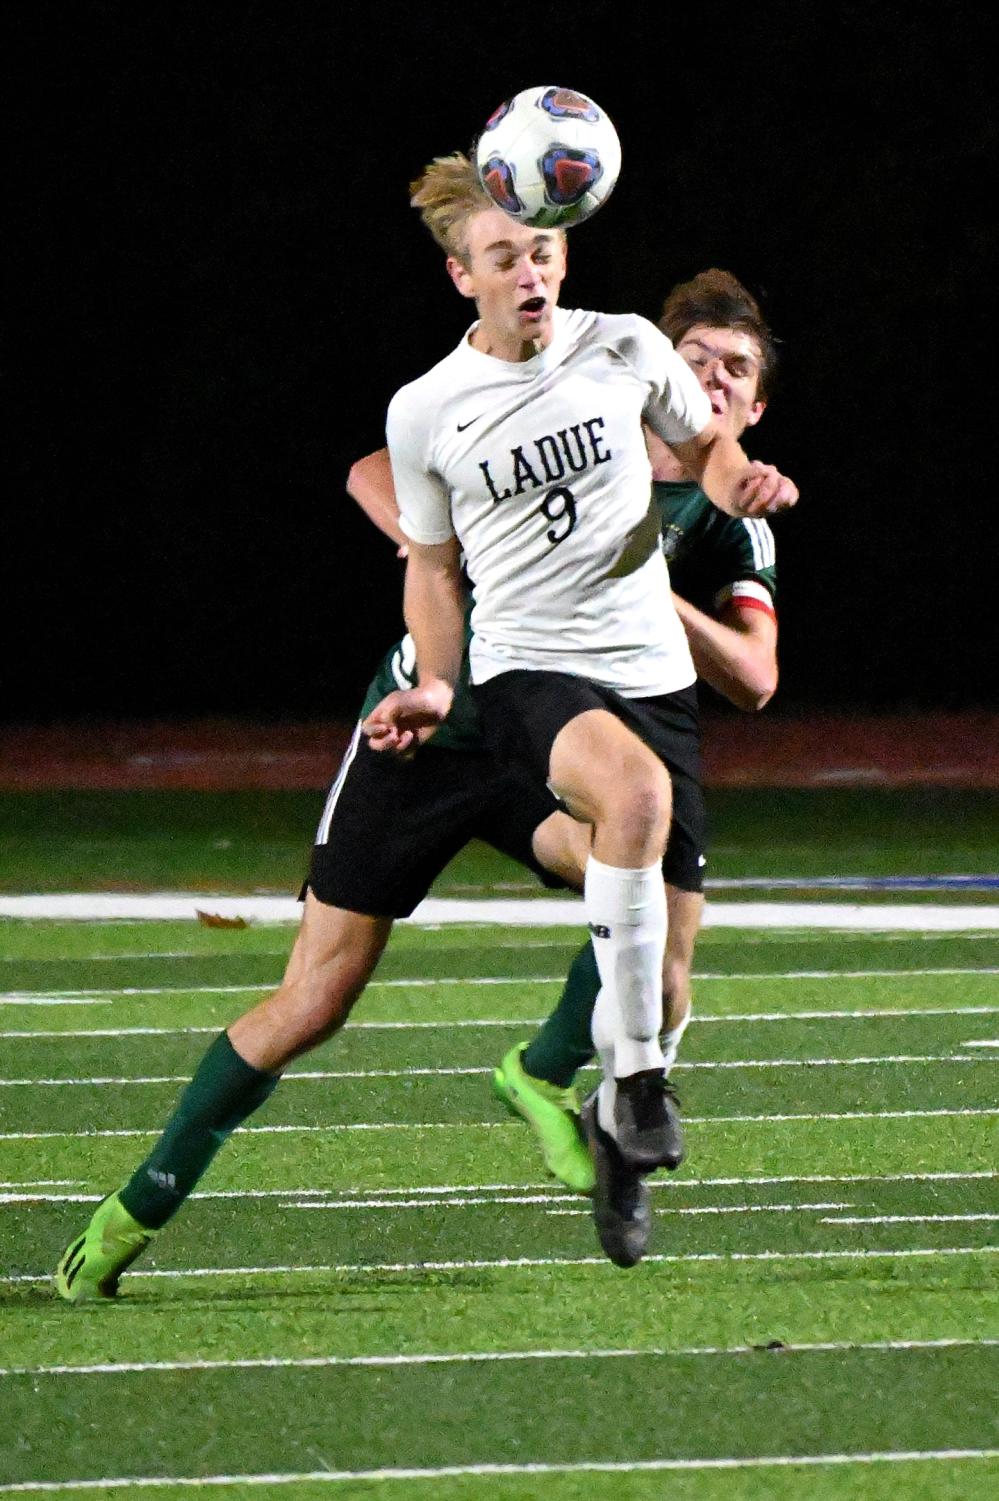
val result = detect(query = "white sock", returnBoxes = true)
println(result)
[590,986,618,1136]
[660,1011,691,1075]
[584,856,667,1127]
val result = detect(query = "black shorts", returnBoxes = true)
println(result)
[306,724,565,918]
[472,671,706,893]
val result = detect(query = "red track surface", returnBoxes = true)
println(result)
[1,714,995,790]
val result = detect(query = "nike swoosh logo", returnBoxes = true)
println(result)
[456,415,484,432]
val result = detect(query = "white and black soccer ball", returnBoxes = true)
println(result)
[475,86,622,229]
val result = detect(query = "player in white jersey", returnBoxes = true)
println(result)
[385,306,706,697]
[364,154,797,1262]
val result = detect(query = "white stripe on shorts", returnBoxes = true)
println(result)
[315,721,363,846]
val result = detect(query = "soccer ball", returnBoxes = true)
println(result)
[475,86,621,229]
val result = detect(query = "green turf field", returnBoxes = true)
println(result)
[0,790,997,1496]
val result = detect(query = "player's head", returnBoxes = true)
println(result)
[411,152,567,353]
[660,269,776,436]
[410,153,497,263]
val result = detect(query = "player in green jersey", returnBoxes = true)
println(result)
[53,271,779,1298]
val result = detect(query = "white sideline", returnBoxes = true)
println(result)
[2,1335,996,1379]
[3,893,999,928]
[1,1450,997,1493]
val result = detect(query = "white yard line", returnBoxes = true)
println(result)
[0,999,112,1008]
[4,1245,999,1290]
[5,1002,999,1040]
[4,1169,993,1206]
[2,1336,995,1379]
[0,1054,990,1088]
[3,1105,997,1143]
[3,893,999,928]
[2,970,997,1003]
[821,1214,999,1225]
[546,1201,852,1219]
[1,1450,997,1493]
[295,1198,854,1214]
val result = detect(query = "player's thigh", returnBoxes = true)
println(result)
[473,669,670,851]
[474,669,667,815]
[548,708,671,829]
[309,730,502,919]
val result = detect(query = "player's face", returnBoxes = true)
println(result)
[676,325,766,437]
[448,209,568,360]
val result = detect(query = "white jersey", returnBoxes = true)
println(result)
[387,308,712,697]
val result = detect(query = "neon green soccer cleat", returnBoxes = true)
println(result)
[493,1043,596,1194]
[55,1192,155,1302]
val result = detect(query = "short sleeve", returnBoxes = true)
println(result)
[386,390,455,545]
[620,318,712,446]
[711,518,778,612]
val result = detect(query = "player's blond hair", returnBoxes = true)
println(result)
[409,152,496,264]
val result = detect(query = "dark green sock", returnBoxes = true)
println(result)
[522,940,599,1088]
[119,1031,278,1229]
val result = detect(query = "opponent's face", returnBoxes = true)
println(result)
[448,209,567,360]
[676,324,766,437]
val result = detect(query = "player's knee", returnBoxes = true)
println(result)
[612,771,671,849]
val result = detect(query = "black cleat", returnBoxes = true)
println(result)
[581,1093,652,1268]
[614,1070,685,1171]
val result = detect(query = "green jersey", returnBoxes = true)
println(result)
[360,483,777,753]
[360,612,483,751]
[653,480,777,618]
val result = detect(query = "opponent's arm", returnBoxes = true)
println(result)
[673,593,778,711]
[346,448,408,555]
[639,322,797,519]
[671,428,797,519]
[362,537,464,753]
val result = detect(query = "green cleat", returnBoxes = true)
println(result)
[493,1043,596,1194]
[55,1192,154,1302]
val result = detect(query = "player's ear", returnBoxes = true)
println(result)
[447,255,476,300]
[743,398,767,428]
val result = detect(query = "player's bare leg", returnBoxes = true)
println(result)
[55,894,393,1301]
[229,895,393,1070]
[529,806,592,889]
[548,708,674,1176]
[662,886,703,1059]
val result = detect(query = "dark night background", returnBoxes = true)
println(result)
[6,1,995,724]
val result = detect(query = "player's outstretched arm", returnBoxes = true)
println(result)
[673,593,778,712]
[346,448,408,554]
[362,537,464,754]
[672,429,798,518]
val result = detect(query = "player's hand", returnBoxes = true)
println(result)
[361,682,454,754]
[730,462,798,517]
